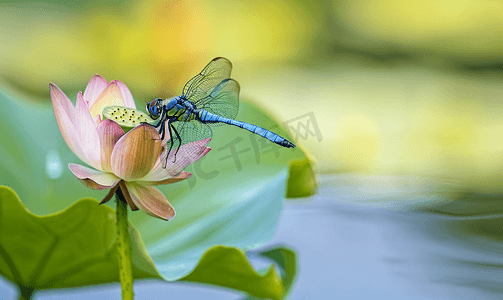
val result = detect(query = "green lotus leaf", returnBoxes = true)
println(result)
[256,246,297,297]
[0,186,295,299]
[0,186,156,290]
[182,246,283,300]
[0,87,313,215]
[287,157,317,198]
[0,86,310,295]
[242,246,298,300]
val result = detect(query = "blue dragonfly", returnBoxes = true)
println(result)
[146,57,295,166]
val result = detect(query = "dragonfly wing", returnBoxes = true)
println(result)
[183,58,240,126]
[182,57,233,102]
[198,78,240,126]
[161,120,212,169]
[177,119,213,145]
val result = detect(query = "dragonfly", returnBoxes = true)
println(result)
[146,57,295,166]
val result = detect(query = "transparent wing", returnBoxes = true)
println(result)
[177,119,212,146]
[182,58,239,123]
[166,119,212,154]
[161,120,212,168]
[183,57,233,102]
[197,78,240,126]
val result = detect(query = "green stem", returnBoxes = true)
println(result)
[18,285,34,300]
[116,188,134,300]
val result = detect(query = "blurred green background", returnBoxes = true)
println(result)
[2,0,503,299]
[1,0,503,188]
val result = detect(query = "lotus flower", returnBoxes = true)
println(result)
[50,75,210,220]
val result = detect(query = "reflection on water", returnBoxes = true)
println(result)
[275,174,503,300]
[45,150,63,180]
[2,174,503,299]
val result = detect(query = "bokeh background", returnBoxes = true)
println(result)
[2,0,503,299]
[2,0,503,189]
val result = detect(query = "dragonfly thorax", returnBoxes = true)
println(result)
[163,96,199,120]
[160,97,177,111]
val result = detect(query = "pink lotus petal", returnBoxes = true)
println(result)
[75,91,101,170]
[88,81,126,120]
[125,182,175,220]
[93,114,102,127]
[139,171,192,185]
[97,119,125,172]
[50,83,75,122]
[144,121,174,171]
[114,80,136,109]
[84,74,108,107]
[162,138,211,176]
[75,178,111,190]
[118,181,139,210]
[69,163,120,189]
[110,124,162,181]
[99,183,119,204]
[51,86,88,164]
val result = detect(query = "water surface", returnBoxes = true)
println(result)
[2,174,503,299]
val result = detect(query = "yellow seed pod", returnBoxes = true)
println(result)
[102,106,156,128]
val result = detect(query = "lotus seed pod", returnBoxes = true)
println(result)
[102,106,156,128]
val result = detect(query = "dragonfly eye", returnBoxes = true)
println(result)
[146,99,161,119]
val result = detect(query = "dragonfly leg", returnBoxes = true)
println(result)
[156,112,169,141]
[171,125,183,162]
[166,120,176,161]
[152,110,166,129]
[159,121,166,140]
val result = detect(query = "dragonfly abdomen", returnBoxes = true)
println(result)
[199,110,295,148]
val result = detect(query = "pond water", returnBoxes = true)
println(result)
[2,174,503,299]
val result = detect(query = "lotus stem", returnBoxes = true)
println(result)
[116,188,134,300]
[18,285,34,300]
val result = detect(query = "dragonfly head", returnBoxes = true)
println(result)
[146,98,162,119]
